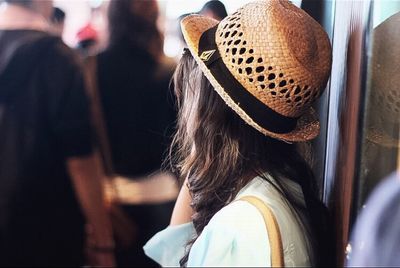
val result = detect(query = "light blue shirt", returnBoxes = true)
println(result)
[144,176,312,267]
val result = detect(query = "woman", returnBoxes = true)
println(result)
[144,0,334,266]
[95,0,178,266]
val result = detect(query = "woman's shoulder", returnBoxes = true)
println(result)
[187,177,283,266]
[205,175,292,240]
[188,199,271,266]
[209,194,268,231]
[195,175,312,266]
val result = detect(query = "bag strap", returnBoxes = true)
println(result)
[83,56,125,205]
[239,195,284,267]
[83,56,114,175]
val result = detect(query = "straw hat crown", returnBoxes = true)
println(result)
[215,0,331,117]
[366,12,400,147]
[370,12,400,123]
[181,0,332,141]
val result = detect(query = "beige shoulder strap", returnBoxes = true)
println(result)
[239,196,284,267]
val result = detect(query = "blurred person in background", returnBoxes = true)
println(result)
[50,7,65,37]
[199,0,227,21]
[95,0,178,266]
[347,172,400,267]
[0,0,114,266]
[173,1,226,62]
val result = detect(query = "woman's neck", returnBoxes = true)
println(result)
[242,169,259,183]
[0,3,49,31]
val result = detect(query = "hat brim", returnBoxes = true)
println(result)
[181,14,320,142]
[366,127,400,148]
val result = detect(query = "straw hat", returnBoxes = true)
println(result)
[181,0,332,142]
[365,12,400,148]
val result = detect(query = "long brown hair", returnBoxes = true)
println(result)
[171,51,334,266]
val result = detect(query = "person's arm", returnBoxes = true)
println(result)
[67,153,115,267]
[170,179,194,225]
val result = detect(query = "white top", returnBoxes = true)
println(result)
[144,175,313,267]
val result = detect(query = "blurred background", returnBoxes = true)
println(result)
[54,0,302,58]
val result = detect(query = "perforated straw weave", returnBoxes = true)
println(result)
[181,0,332,142]
[366,12,400,148]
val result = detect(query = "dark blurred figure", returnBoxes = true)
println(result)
[348,172,400,266]
[76,23,99,57]
[199,0,228,21]
[0,0,114,266]
[96,0,178,266]
[51,7,65,37]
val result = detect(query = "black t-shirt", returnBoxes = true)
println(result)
[97,42,176,177]
[0,30,93,255]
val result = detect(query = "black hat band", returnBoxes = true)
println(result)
[198,25,298,134]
